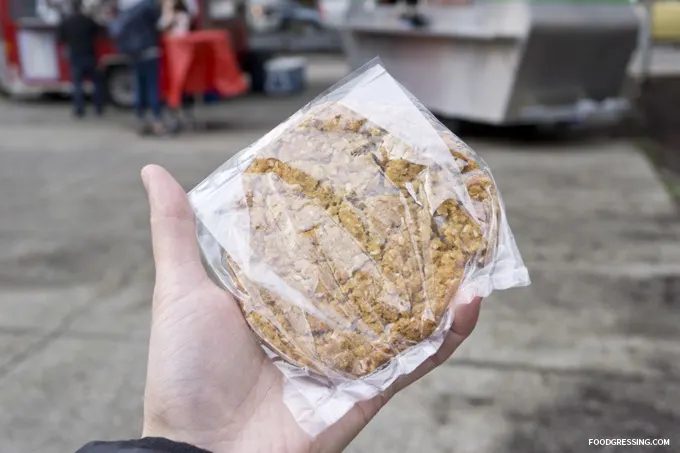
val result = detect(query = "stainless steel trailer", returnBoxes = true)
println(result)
[341,1,639,125]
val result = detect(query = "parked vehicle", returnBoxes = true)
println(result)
[275,0,323,32]
[247,0,280,32]
[0,0,251,106]
[247,0,323,33]
[318,0,349,28]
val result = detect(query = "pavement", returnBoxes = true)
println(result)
[1,57,680,453]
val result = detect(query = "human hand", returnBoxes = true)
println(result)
[161,0,173,12]
[140,165,482,453]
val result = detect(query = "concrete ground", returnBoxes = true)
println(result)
[1,58,680,452]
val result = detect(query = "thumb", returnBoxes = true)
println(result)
[142,164,206,287]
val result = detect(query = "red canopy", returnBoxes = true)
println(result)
[162,30,247,108]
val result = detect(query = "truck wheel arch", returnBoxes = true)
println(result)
[101,56,134,108]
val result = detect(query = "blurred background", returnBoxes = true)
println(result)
[1,0,680,451]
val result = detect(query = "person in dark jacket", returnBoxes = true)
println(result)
[109,0,164,135]
[57,0,105,118]
[73,165,483,453]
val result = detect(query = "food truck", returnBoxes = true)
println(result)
[341,0,641,127]
[0,0,250,106]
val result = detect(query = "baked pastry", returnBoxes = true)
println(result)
[224,103,499,378]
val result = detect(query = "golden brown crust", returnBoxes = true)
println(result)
[226,104,499,378]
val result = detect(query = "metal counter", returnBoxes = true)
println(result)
[341,2,639,125]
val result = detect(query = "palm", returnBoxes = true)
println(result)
[140,165,482,453]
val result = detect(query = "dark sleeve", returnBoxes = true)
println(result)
[88,18,103,37]
[57,19,67,43]
[76,437,212,453]
[148,0,163,23]
[151,5,163,24]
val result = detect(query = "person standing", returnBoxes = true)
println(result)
[159,0,196,133]
[57,0,105,118]
[159,0,192,36]
[109,0,164,135]
[39,0,70,25]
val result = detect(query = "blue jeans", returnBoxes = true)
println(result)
[70,57,104,116]
[131,57,162,122]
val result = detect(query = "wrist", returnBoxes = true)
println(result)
[144,419,324,453]
[143,420,230,453]
[77,438,212,453]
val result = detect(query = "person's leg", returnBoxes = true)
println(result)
[182,95,195,115]
[132,60,150,134]
[132,60,146,120]
[168,104,183,135]
[88,62,105,116]
[181,95,197,129]
[144,57,164,134]
[168,95,195,135]
[70,60,86,118]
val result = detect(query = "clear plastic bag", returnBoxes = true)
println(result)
[189,60,530,436]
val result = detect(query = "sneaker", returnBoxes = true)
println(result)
[183,115,201,132]
[167,116,182,135]
[150,121,166,136]
[137,121,152,136]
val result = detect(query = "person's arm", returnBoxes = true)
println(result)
[174,12,191,34]
[186,0,198,17]
[87,14,100,29]
[157,10,175,32]
[56,18,67,43]
[147,0,166,31]
[87,17,103,36]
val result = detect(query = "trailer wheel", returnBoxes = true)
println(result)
[106,65,135,108]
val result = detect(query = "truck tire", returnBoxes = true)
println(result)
[106,65,135,108]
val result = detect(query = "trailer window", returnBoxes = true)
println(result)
[10,0,38,19]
